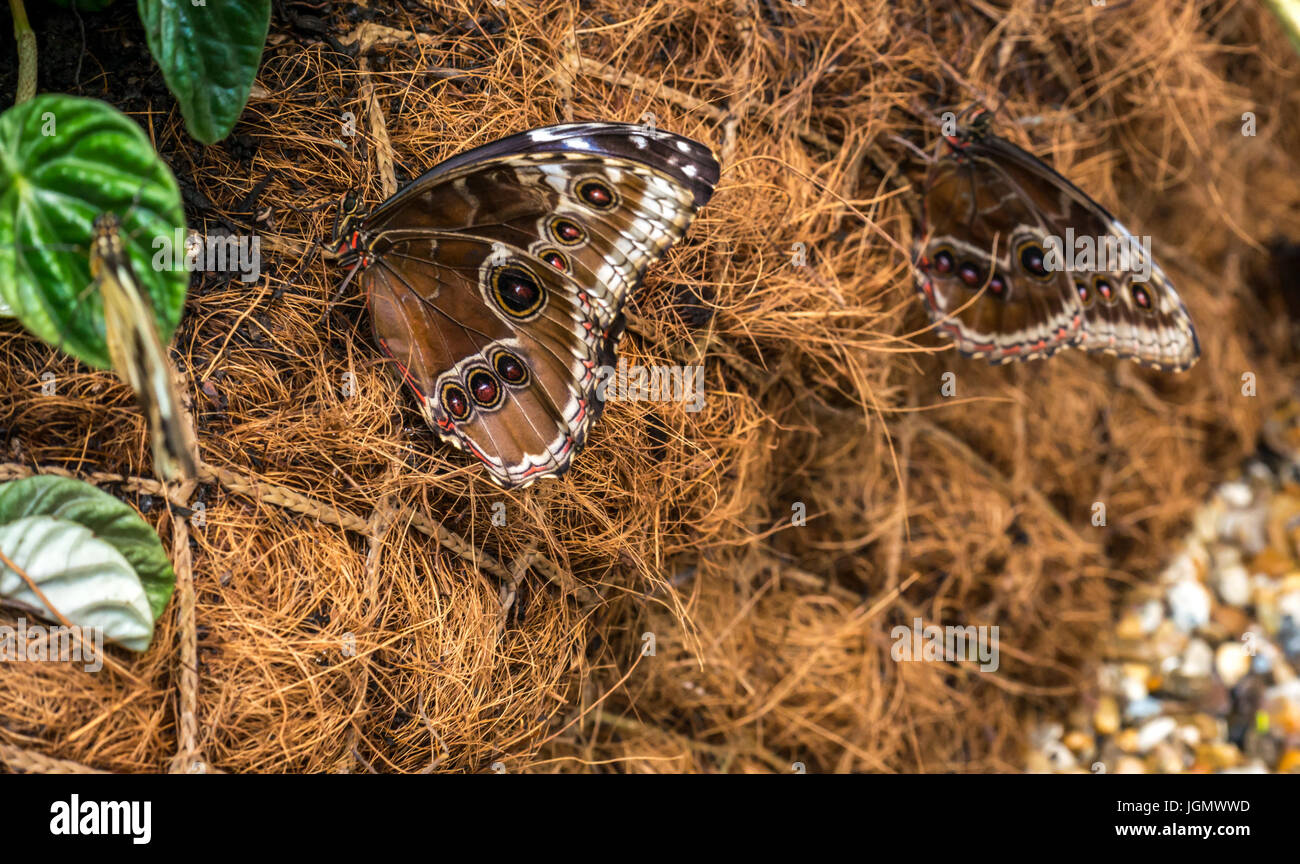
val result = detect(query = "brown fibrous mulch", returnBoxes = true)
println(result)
[2,0,1299,773]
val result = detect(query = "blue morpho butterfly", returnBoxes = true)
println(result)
[328,123,719,488]
[914,106,1199,371]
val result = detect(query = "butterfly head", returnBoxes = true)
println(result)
[943,105,995,152]
[93,212,122,233]
[331,191,370,265]
[90,213,128,277]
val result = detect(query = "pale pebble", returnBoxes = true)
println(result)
[1094,696,1120,736]
[1215,564,1252,607]
[1193,503,1222,545]
[1162,552,1200,585]
[1125,696,1163,721]
[1115,756,1147,774]
[1215,642,1251,688]
[1137,599,1164,634]
[1168,579,1212,632]
[1180,638,1214,679]
[1137,716,1178,752]
[1219,481,1253,509]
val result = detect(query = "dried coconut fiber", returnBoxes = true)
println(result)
[2,0,1300,773]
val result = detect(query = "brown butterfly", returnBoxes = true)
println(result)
[330,123,719,488]
[914,106,1200,372]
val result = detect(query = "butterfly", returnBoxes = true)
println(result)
[330,122,719,489]
[913,105,1200,372]
[90,212,199,483]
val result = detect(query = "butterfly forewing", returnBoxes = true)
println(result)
[345,123,718,488]
[364,129,715,332]
[915,109,1199,372]
[377,122,718,210]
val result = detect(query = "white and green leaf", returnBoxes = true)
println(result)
[0,515,154,652]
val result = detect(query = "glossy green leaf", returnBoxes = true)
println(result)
[0,95,186,369]
[0,475,175,620]
[138,0,271,144]
[0,516,154,652]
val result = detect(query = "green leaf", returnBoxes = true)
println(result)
[138,0,271,144]
[0,476,175,621]
[0,516,154,652]
[0,95,186,370]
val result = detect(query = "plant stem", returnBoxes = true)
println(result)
[9,0,36,104]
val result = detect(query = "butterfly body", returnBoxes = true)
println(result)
[914,107,1199,372]
[333,123,718,489]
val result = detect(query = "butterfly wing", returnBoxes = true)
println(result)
[92,214,199,483]
[366,235,606,487]
[365,124,717,332]
[354,124,718,487]
[915,119,1199,372]
[373,123,717,209]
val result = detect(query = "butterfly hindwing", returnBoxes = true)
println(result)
[365,234,607,487]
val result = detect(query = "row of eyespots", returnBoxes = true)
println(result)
[930,244,1048,287]
[1075,277,1156,311]
[539,178,616,254]
[440,350,532,422]
[931,246,1158,313]
[932,249,1009,298]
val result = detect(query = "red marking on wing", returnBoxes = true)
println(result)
[378,337,427,403]
[465,439,491,466]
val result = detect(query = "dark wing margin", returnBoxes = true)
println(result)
[373,122,720,214]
